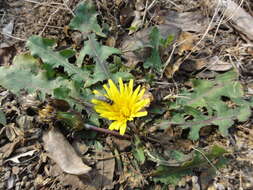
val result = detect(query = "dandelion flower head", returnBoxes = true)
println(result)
[91,78,150,135]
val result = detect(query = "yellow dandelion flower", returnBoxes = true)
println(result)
[91,78,150,135]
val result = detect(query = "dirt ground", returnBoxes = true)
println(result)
[1,0,253,190]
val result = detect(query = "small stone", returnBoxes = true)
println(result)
[34,165,39,171]
[22,176,28,182]
[0,139,7,145]
[15,182,21,190]
[12,167,20,175]
[20,180,25,187]
[28,174,34,179]
[15,175,20,182]
[25,181,31,189]
[215,183,225,190]
[4,171,11,180]
[0,182,5,189]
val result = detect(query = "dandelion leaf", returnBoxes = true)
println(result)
[0,110,6,125]
[26,36,89,83]
[69,1,105,37]
[168,71,252,140]
[77,34,121,87]
[144,27,162,71]
[153,145,227,185]
[0,54,79,102]
[132,136,146,164]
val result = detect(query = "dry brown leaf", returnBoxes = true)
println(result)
[59,173,94,190]
[5,123,24,141]
[120,6,135,26]
[178,32,199,55]
[0,45,16,66]
[34,174,51,187]
[0,137,21,158]
[195,56,233,71]
[48,163,95,190]
[111,137,131,151]
[135,0,145,11]
[164,58,183,79]
[91,150,115,190]
[42,127,91,175]
[155,10,211,32]
[206,0,253,41]
[206,56,233,71]
[72,140,89,155]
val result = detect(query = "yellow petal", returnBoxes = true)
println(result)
[119,122,127,135]
[103,84,112,98]
[119,78,124,93]
[134,111,147,117]
[109,121,118,130]
[128,79,134,95]
[109,79,119,95]
[137,88,145,100]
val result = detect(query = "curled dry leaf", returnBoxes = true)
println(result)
[206,56,233,71]
[5,123,24,141]
[42,127,91,175]
[195,56,233,71]
[205,0,253,41]
[164,58,183,79]
[5,150,37,164]
[178,32,199,55]
[155,11,211,32]
[0,137,21,158]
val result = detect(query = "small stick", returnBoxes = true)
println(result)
[192,147,219,174]
[0,32,26,41]
[39,7,60,36]
[84,123,131,140]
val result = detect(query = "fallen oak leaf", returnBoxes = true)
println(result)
[42,127,91,175]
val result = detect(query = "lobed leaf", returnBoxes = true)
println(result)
[0,54,81,104]
[26,36,89,83]
[77,34,121,87]
[152,145,227,185]
[167,71,252,140]
[144,27,162,71]
[0,110,6,125]
[69,1,106,37]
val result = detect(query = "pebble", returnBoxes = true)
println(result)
[15,182,21,190]
[0,139,7,145]
[4,171,11,180]
[0,182,5,189]
[22,176,28,183]
[215,183,225,190]
[20,180,25,187]
[25,181,31,189]
[12,167,20,175]
[35,164,40,171]
[28,174,34,179]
